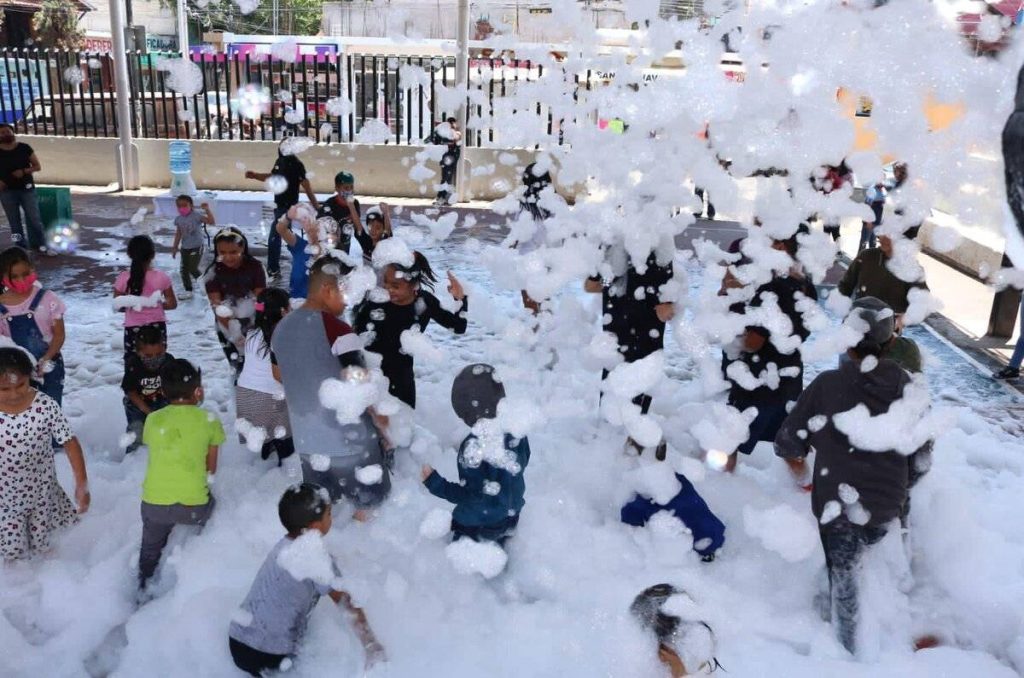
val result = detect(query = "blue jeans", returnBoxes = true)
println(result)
[0,188,44,249]
[266,205,287,275]
[858,202,884,252]
[1010,298,1024,369]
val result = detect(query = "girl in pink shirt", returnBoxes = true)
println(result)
[0,246,67,404]
[114,236,177,361]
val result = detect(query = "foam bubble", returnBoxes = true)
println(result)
[265,175,288,195]
[233,84,270,121]
[46,220,80,253]
[63,66,84,87]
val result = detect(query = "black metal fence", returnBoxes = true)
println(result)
[0,48,574,147]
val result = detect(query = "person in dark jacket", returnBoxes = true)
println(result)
[585,244,676,457]
[837,233,928,315]
[421,363,529,547]
[353,252,467,408]
[621,473,725,561]
[721,230,817,473]
[774,296,932,655]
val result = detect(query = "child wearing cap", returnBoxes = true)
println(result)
[316,171,361,255]
[275,203,325,300]
[774,296,933,655]
[420,364,530,547]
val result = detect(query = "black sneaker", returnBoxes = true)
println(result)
[993,366,1021,380]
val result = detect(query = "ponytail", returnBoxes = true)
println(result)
[394,251,438,291]
[126,235,155,296]
[252,287,291,358]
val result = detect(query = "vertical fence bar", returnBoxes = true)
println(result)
[0,52,10,128]
[416,57,424,142]
[46,50,61,134]
[156,61,171,139]
[357,55,365,136]
[428,57,436,135]
[74,49,90,136]
[187,52,200,140]
[146,53,159,139]
[371,56,379,122]
[133,51,147,138]
[347,55,354,142]
[28,50,41,135]
[96,53,110,137]
[288,58,297,136]
[268,54,276,141]
[8,50,25,134]
[404,56,412,144]
[244,52,257,141]
[164,65,180,140]
[212,52,224,139]
[199,52,211,140]
[230,52,241,141]
[64,51,82,137]
[299,53,309,138]
[311,55,320,142]
[12,49,29,135]
[383,57,394,143]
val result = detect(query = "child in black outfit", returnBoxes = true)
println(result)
[122,324,172,453]
[353,251,468,408]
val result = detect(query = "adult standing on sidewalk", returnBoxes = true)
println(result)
[993,296,1024,379]
[431,118,462,206]
[0,124,49,255]
[244,140,319,281]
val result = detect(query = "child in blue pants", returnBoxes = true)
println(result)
[621,473,726,561]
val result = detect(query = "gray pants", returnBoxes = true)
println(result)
[139,499,215,586]
[300,452,391,509]
[820,519,888,654]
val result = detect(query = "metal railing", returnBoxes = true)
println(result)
[0,48,575,147]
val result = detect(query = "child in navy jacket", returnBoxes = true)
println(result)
[421,364,530,546]
[621,474,725,561]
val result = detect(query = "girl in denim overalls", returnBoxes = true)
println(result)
[0,247,66,405]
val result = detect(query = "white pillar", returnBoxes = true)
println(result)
[176,0,189,57]
[109,0,139,189]
[454,0,470,202]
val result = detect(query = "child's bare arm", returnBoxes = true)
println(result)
[171,228,182,257]
[200,202,216,225]
[64,437,90,513]
[330,590,385,662]
[126,390,152,415]
[206,445,219,474]
[42,318,65,361]
[276,215,298,247]
[163,287,178,311]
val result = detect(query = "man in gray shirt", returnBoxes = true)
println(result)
[271,257,391,512]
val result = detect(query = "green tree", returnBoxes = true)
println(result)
[168,0,325,36]
[33,0,85,49]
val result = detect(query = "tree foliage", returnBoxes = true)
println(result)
[165,0,325,36]
[33,0,85,49]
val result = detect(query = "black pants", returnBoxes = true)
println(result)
[229,637,288,677]
[437,152,458,201]
[452,514,520,547]
[260,436,294,465]
[694,187,716,219]
[820,519,888,653]
[385,362,416,409]
[216,325,245,378]
[139,499,215,587]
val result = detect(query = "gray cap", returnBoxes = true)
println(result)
[850,296,895,347]
[451,363,506,427]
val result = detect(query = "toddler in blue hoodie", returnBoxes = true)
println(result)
[421,364,530,547]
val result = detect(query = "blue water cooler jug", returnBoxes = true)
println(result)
[169,141,197,196]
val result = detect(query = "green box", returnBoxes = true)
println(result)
[36,186,72,231]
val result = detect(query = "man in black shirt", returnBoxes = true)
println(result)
[244,140,319,279]
[431,118,462,206]
[317,171,361,254]
[0,124,47,253]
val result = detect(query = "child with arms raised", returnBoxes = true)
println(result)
[0,347,88,561]
[0,246,68,404]
[138,358,223,589]
[421,363,529,546]
[228,483,385,676]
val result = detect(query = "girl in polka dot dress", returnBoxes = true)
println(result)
[0,346,89,561]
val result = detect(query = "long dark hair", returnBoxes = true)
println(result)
[126,235,155,296]
[0,246,32,292]
[392,251,438,292]
[252,287,290,358]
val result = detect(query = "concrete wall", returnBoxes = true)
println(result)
[23,135,541,201]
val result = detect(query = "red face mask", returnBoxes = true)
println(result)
[3,272,37,295]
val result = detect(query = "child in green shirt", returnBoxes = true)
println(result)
[138,358,224,589]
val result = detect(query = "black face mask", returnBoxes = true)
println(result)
[141,354,165,371]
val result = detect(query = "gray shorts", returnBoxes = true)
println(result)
[299,451,391,508]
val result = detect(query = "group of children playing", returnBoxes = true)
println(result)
[0,161,934,675]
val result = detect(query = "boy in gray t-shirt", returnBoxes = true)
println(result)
[228,483,385,676]
[170,195,215,297]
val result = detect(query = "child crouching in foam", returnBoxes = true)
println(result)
[228,483,385,676]
[420,363,530,547]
